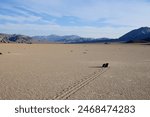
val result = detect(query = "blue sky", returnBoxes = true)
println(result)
[0,0,150,38]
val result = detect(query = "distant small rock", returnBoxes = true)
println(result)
[83,52,87,54]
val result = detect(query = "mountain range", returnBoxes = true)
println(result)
[32,35,116,43]
[119,27,150,43]
[0,33,32,44]
[0,27,150,44]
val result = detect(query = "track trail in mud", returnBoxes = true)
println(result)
[53,67,109,100]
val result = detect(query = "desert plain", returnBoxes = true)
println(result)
[0,43,150,100]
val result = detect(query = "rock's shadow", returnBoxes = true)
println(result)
[89,66,103,68]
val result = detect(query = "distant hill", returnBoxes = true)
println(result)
[32,35,81,43]
[119,27,150,43]
[32,35,114,43]
[0,33,32,44]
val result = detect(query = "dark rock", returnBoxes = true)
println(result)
[102,63,109,68]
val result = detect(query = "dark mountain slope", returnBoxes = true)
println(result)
[0,33,32,44]
[119,27,150,43]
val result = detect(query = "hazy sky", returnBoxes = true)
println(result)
[0,0,150,38]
